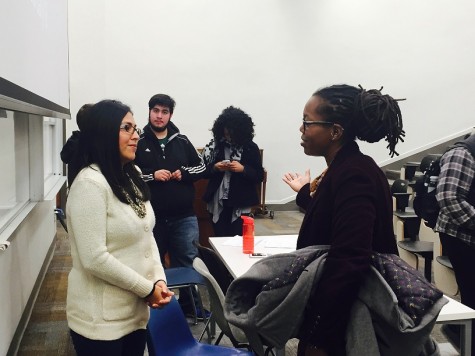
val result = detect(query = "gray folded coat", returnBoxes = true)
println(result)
[224,245,447,356]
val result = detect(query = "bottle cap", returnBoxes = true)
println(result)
[241,216,254,224]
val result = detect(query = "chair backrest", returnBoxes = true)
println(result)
[390,179,412,212]
[164,266,207,288]
[197,244,234,293]
[391,179,409,194]
[193,257,248,346]
[402,162,418,181]
[419,154,442,173]
[394,220,418,269]
[147,296,197,355]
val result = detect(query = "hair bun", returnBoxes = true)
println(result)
[354,86,405,157]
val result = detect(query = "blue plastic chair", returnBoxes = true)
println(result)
[164,267,208,325]
[147,296,254,356]
[54,208,68,232]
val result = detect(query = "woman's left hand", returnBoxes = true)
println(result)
[170,169,182,181]
[228,161,244,173]
[148,281,174,308]
[157,280,174,301]
[282,169,310,192]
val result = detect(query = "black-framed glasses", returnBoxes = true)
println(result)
[120,123,142,136]
[302,119,334,132]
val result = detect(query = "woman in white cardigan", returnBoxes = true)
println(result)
[66,100,173,355]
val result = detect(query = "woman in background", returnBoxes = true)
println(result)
[283,84,404,356]
[202,106,264,237]
[66,99,173,355]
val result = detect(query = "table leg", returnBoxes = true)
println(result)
[210,318,216,339]
[460,320,472,356]
[424,258,432,282]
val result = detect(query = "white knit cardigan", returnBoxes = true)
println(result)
[66,164,166,340]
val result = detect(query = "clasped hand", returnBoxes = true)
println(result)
[145,280,174,309]
[282,169,311,192]
[154,169,182,181]
[214,160,244,173]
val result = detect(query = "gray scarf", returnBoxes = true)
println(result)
[203,138,249,224]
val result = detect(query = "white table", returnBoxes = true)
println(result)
[210,235,475,355]
[209,235,297,356]
[437,295,475,356]
[209,235,298,278]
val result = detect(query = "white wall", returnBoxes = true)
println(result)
[68,0,475,203]
[0,200,56,356]
[0,115,15,206]
[0,0,70,110]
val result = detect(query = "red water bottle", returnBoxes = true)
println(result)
[241,216,254,254]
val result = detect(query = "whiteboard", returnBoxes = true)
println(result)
[0,0,70,117]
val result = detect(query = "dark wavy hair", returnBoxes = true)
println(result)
[211,106,255,146]
[314,84,405,157]
[72,99,150,203]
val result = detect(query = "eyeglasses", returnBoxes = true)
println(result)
[302,119,334,132]
[120,123,142,136]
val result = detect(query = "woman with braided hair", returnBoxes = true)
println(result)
[282,84,405,356]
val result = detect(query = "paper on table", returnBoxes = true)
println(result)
[264,236,297,249]
[221,235,242,247]
[221,235,266,247]
[221,235,296,249]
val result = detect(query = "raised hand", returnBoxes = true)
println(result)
[282,169,311,192]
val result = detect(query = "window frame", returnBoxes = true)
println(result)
[0,109,67,239]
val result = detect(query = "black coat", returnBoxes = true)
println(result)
[296,141,398,354]
[202,140,264,209]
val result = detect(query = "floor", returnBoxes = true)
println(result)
[14,209,460,355]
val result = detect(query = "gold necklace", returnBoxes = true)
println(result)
[310,168,328,197]
[123,178,146,218]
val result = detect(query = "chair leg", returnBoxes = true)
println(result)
[198,320,208,342]
[194,285,216,342]
[423,256,432,282]
[198,323,210,344]
[265,347,277,356]
[189,286,198,325]
[54,208,68,233]
[210,314,216,340]
[214,331,225,345]
[198,315,215,343]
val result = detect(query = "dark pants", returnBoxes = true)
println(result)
[153,215,199,312]
[212,205,244,237]
[297,340,344,356]
[70,329,146,356]
[439,232,475,355]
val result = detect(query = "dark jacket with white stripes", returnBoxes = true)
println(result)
[134,122,206,219]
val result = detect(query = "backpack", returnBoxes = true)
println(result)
[413,155,442,228]
[413,135,475,228]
